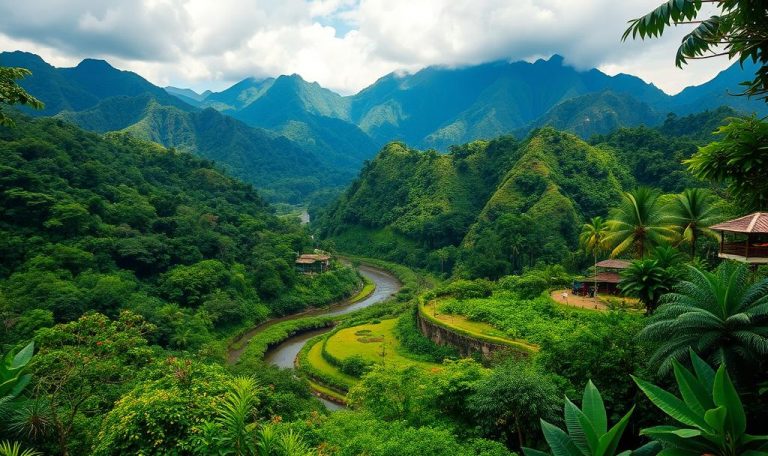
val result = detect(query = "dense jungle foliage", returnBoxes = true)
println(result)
[315,108,734,278]
[0,114,359,351]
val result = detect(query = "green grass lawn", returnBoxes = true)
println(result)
[324,319,439,369]
[420,299,539,353]
[306,337,358,388]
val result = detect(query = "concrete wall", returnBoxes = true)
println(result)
[417,313,524,359]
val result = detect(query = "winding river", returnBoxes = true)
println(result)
[229,264,401,409]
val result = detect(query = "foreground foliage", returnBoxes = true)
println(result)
[642,262,768,382]
[523,381,637,456]
[633,351,768,456]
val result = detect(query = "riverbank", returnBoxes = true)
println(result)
[226,266,380,364]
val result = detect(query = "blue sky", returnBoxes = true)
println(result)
[0,0,735,95]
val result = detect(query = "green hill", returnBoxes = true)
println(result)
[0,114,361,345]
[522,91,662,138]
[1,52,356,203]
[315,113,732,278]
[56,94,343,203]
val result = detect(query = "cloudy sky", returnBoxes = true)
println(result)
[0,0,734,95]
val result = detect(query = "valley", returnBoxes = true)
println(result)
[2,2,768,454]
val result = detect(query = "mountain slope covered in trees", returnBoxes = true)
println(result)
[316,109,734,277]
[0,114,359,349]
[0,52,357,203]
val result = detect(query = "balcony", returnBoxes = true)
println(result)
[719,241,768,264]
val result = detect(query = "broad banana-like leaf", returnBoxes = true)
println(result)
[672,360,713,416]
[541,419,582,456]
[688,349,714,392]
[631,441,661,456]
[656,448,696,456]
[712,365,746,438]
[640,426,716,453]
[11,341,34,369]
[564,399,592,456]
[703,406,726,435]
[641,426,701,438]
[9,374,31,398]
[595,406,634,456]
[582,380,607,435]
[632,375,710,430]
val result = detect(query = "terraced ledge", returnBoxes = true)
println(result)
[347,275,375,303]
[418,298,539,355]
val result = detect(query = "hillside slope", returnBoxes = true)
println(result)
[3,52,350,203]
[317,128,630,278]
[57,94,342,203]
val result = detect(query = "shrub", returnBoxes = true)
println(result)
[439,279,493,299]
[340,354,373,377]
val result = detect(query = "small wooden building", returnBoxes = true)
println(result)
[295,253,331,274]
[573,259,630,296]
[711,212,768,264]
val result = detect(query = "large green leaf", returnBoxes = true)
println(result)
[564,399,595,456]
[582,380,607,435]
[656,449,697,456]
[631,441,661,456]
[641,426,701,438]
[541,420,582,456]
[703,406,726,435]
[595,406,634,456]
[672,360,713,415]
[712,365,746,438]
[10,341,34,369]
[632,376,710,430]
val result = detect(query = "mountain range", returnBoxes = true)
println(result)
[3,50,766,203]
[173,54,767,149]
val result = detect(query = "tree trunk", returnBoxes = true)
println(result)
[691,231,697,259]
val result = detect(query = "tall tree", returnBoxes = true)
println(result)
[685,116,768,211]
[641,262,768,382]
[665,188,722,257]
[579,216,610,299]
[622,2,768,211]
[605,188,676,258]
[0,66,43,126]
[468,361,560,450]
[623,0,768,101]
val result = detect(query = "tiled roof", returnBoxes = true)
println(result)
[711,212,768,234]
[296,253,331,264]
[595,259,631,269]
[582,272,622,284]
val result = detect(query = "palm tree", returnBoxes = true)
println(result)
[579,216,610,299]
[665,188,721,258]
[605,187,676,259]
[641,262,768,381]
[618,259,675,315]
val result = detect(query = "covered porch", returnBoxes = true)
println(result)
[711,212,768,264]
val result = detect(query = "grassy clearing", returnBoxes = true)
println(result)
[347,274,376,304]
[324,319,439,369]
[299,335,357,392]
[419,299,539,353]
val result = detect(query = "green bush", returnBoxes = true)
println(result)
[438,279,494,299]
[340,355,373,377]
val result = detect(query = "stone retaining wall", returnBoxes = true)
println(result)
[417,312,519,359]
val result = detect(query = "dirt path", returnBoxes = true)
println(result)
[550,289,609,310]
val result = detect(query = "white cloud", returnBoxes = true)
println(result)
[0,0,735,95]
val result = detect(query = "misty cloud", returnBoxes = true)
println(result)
[0,0,735,95]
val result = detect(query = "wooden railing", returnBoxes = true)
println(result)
[721,242,768,258]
